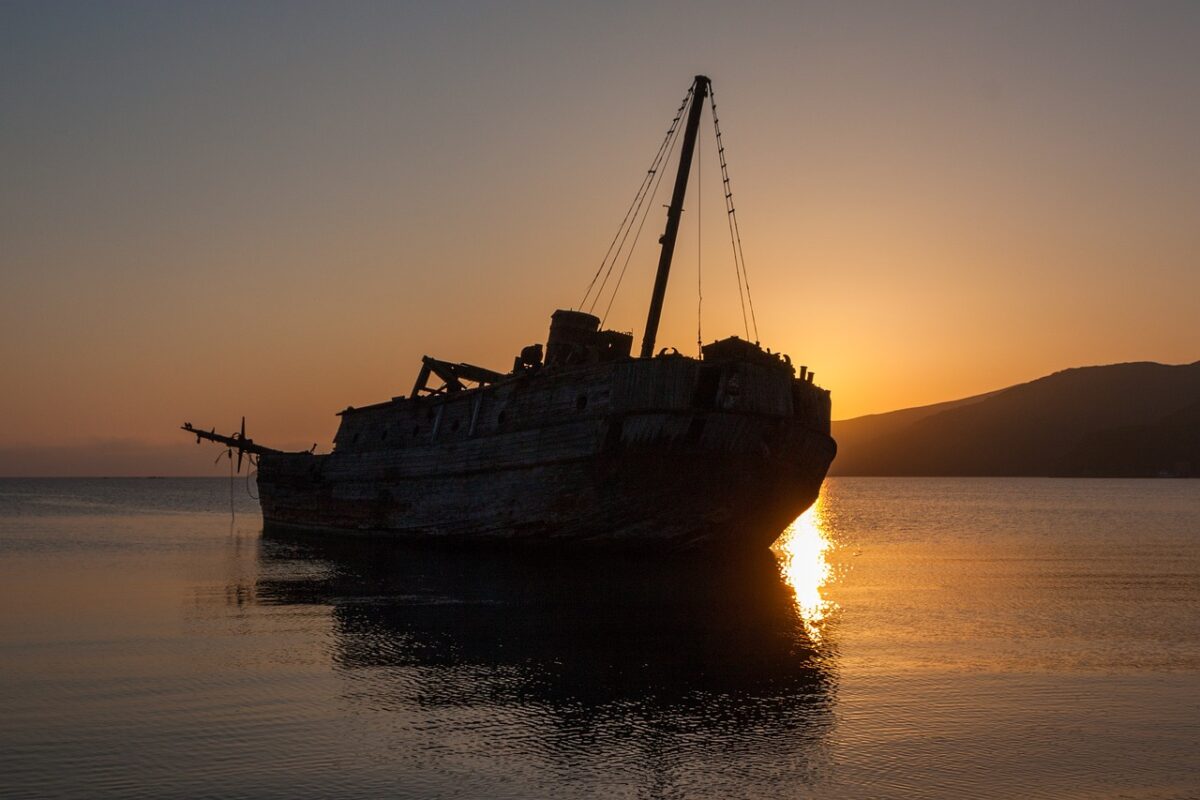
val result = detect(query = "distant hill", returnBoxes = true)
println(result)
[830,361,1200,477]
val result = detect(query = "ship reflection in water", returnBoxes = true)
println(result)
[251,526,839,794]
[773,499,838,641]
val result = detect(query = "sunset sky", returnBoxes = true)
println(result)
[3,1,1198,476]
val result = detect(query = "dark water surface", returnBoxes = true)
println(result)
[1,478,1197,799]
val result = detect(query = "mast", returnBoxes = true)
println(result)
[639,75,710,359]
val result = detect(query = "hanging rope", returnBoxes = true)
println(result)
[246,454,259,500]
[709,85,760,343]
[599,100,688,326]
[696,114,703,356]
[594,91,691,319]
[579,86,694,315]
[228,447,235,519]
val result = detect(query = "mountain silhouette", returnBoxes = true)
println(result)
[831,361,1200,477]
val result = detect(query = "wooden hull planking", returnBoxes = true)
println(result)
[256,356,836,552]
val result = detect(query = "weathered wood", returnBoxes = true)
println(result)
[411,356,504,397]
[182,76,838,553]
[256,345,835,552]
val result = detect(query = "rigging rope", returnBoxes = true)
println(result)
[709,86,760,343]
[228,448,235,519]
[696,115,703,356]
[598,91,690,325]
[580,80,762,344]
[579,86,694,314]
[593,91,691,318]
[246,454,259,500]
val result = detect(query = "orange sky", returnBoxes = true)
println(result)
[2,2,1198,475]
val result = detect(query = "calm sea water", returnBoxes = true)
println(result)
[1,477,1197,799]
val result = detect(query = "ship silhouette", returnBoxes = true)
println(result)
[183,76,836,552]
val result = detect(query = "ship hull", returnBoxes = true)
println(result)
[259,423,833,552]
[256,357,835,553]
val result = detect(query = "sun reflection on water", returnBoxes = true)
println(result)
[773,497,837,640]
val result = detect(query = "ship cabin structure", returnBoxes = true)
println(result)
[331,309,830,463]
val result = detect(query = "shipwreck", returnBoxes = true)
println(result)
[184,75,836,552]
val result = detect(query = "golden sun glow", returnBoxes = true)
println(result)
[773,498,836,640]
